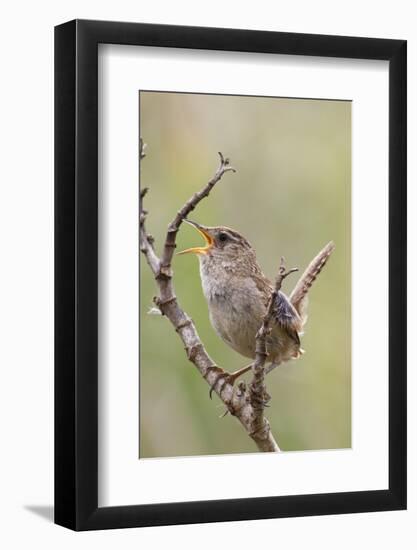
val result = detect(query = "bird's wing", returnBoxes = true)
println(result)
[272,291,302,345]
[250,266,302,342]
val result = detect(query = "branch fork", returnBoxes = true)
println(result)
[139,141,283,452]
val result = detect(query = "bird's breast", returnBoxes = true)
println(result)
[199,267,266,358]
[198,262,302,364]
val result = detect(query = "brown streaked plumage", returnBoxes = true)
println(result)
[178,220,334,381]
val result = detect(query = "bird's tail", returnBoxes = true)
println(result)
[289,241,335,324]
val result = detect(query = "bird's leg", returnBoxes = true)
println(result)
[265,362,279,375]
[209,363,253,399]
[227,363,254,383]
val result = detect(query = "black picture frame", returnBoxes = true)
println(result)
[55,19,407,531]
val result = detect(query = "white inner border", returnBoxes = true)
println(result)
[98,44,389,507]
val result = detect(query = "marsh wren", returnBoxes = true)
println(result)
[178,220,334,384]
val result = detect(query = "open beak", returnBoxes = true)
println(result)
[177,220,214,255]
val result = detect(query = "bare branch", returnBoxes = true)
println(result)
[139,142,280,453]
[159,152,236,280]
[248,257,299,451]
[139,137,147,160]
[139,139,159,274]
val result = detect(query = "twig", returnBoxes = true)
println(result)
[248,257,298,451]
[159,152,235,279]
[139,141,280,453]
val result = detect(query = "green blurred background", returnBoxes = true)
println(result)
[139,91,351,458]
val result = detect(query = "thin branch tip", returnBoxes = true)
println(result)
[217,151,236,173]
[139,138,147,159]
[276,257,299,286]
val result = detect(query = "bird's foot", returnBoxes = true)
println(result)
[202,366,226,399]
[250,387,272,409]
[208,364,253,399]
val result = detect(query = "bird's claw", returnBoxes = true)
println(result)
[208,365,253,399]
[206,363,253,399]
[250,390,271,409]
[209,372,231,399]
[203,366,227,399]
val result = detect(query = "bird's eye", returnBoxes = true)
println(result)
[218,232,228,243]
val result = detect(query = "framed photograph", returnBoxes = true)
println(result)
[55,19,406,530]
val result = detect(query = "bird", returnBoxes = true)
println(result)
[178,220,335,386]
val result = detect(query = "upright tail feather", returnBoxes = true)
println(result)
[289,241,335,323]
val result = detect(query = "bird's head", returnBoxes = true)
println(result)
[178,220,255,265]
